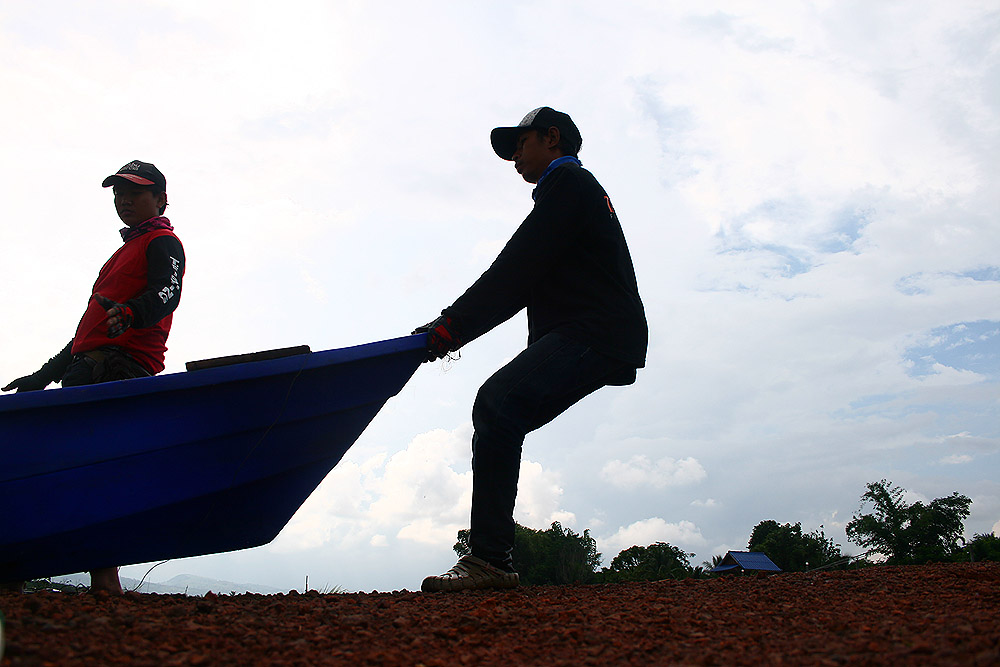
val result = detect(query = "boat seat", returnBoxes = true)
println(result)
[185,345,311,372]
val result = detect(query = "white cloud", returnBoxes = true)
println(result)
[515,460,575,530]
[902,488,930,506]
[916,364,986,387]
[366,426,473,525]
[600,518,708,558]
[396,518,461,547]
[601,455,707,488]
[272,424,576,554]
[271,426,473,553]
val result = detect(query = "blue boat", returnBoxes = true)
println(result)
[0,334,427,583]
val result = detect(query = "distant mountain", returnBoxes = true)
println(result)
[51,574,284,596]
[153,574,285,596]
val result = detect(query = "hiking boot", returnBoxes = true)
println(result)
[421,555,519,592]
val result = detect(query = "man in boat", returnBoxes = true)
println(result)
[415,107,647,592]
[2,160,185,594]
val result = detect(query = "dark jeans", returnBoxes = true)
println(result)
[468,332,636,570]
[62,347,151,387]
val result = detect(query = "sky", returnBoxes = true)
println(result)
[1,0,998,593]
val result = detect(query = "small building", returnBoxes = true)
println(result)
[709,550,782,574]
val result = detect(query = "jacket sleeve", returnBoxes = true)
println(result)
[39,340,74,384]
[444,168,582,344]
[125,235,185,328]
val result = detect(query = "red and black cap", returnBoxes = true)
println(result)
[102,160,166,190]
[490,107,582,161]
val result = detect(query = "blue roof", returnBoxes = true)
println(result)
[709,551,782,573]
[709,564,740,572]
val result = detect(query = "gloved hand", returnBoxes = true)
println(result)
[2,372,50,393]
[2,341,73,392]
[412,315,462,362]
[94,294,134,338]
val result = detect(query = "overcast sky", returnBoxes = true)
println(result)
[2,1,998,593]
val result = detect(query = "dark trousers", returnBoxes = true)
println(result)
[468,332,636,570]
[62,347,151,387]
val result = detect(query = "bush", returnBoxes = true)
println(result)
[598,542,692,582]
[454,522,602,585]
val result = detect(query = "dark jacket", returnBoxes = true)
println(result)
[444,161,647,367]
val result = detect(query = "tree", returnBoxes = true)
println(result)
[702,554,725,571]
[845,479,972,564]
[956,533,1000,563]
[599,542,692,582]
[453,522,602,585]
[747,520,842,571]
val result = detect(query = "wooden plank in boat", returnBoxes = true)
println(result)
[185,345,311,371]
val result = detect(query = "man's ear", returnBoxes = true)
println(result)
[544,126,561,149]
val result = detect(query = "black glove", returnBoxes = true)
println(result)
[412,315,462,362]
[2,371,51,393]
[2,340,73,392]
[94,294,134,338]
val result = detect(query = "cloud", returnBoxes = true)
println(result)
[515,460,576,530]
[270,426,473,553]
[913,364,986,387]
[599,518,708,558]
[272,424,576,552]
[366,426,473,525]
[396,518,462,548]
[941,431,1000,453]
[601,455,707,488]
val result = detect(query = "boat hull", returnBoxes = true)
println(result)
[0,335,426,582]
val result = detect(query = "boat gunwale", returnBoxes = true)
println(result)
[0,333,426,414]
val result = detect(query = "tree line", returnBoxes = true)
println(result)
[452,479,999,586]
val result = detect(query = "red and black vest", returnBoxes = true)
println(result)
[72,229,180,373]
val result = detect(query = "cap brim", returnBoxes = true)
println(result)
[490,127,523,161]
[102,174,156,188]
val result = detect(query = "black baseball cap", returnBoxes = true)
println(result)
[102,160,167,190]
[490,107,582,161]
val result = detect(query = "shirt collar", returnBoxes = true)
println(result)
[120,216,173,242]
[532,156,582,200]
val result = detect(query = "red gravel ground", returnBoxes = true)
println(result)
[2,562,998,665]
